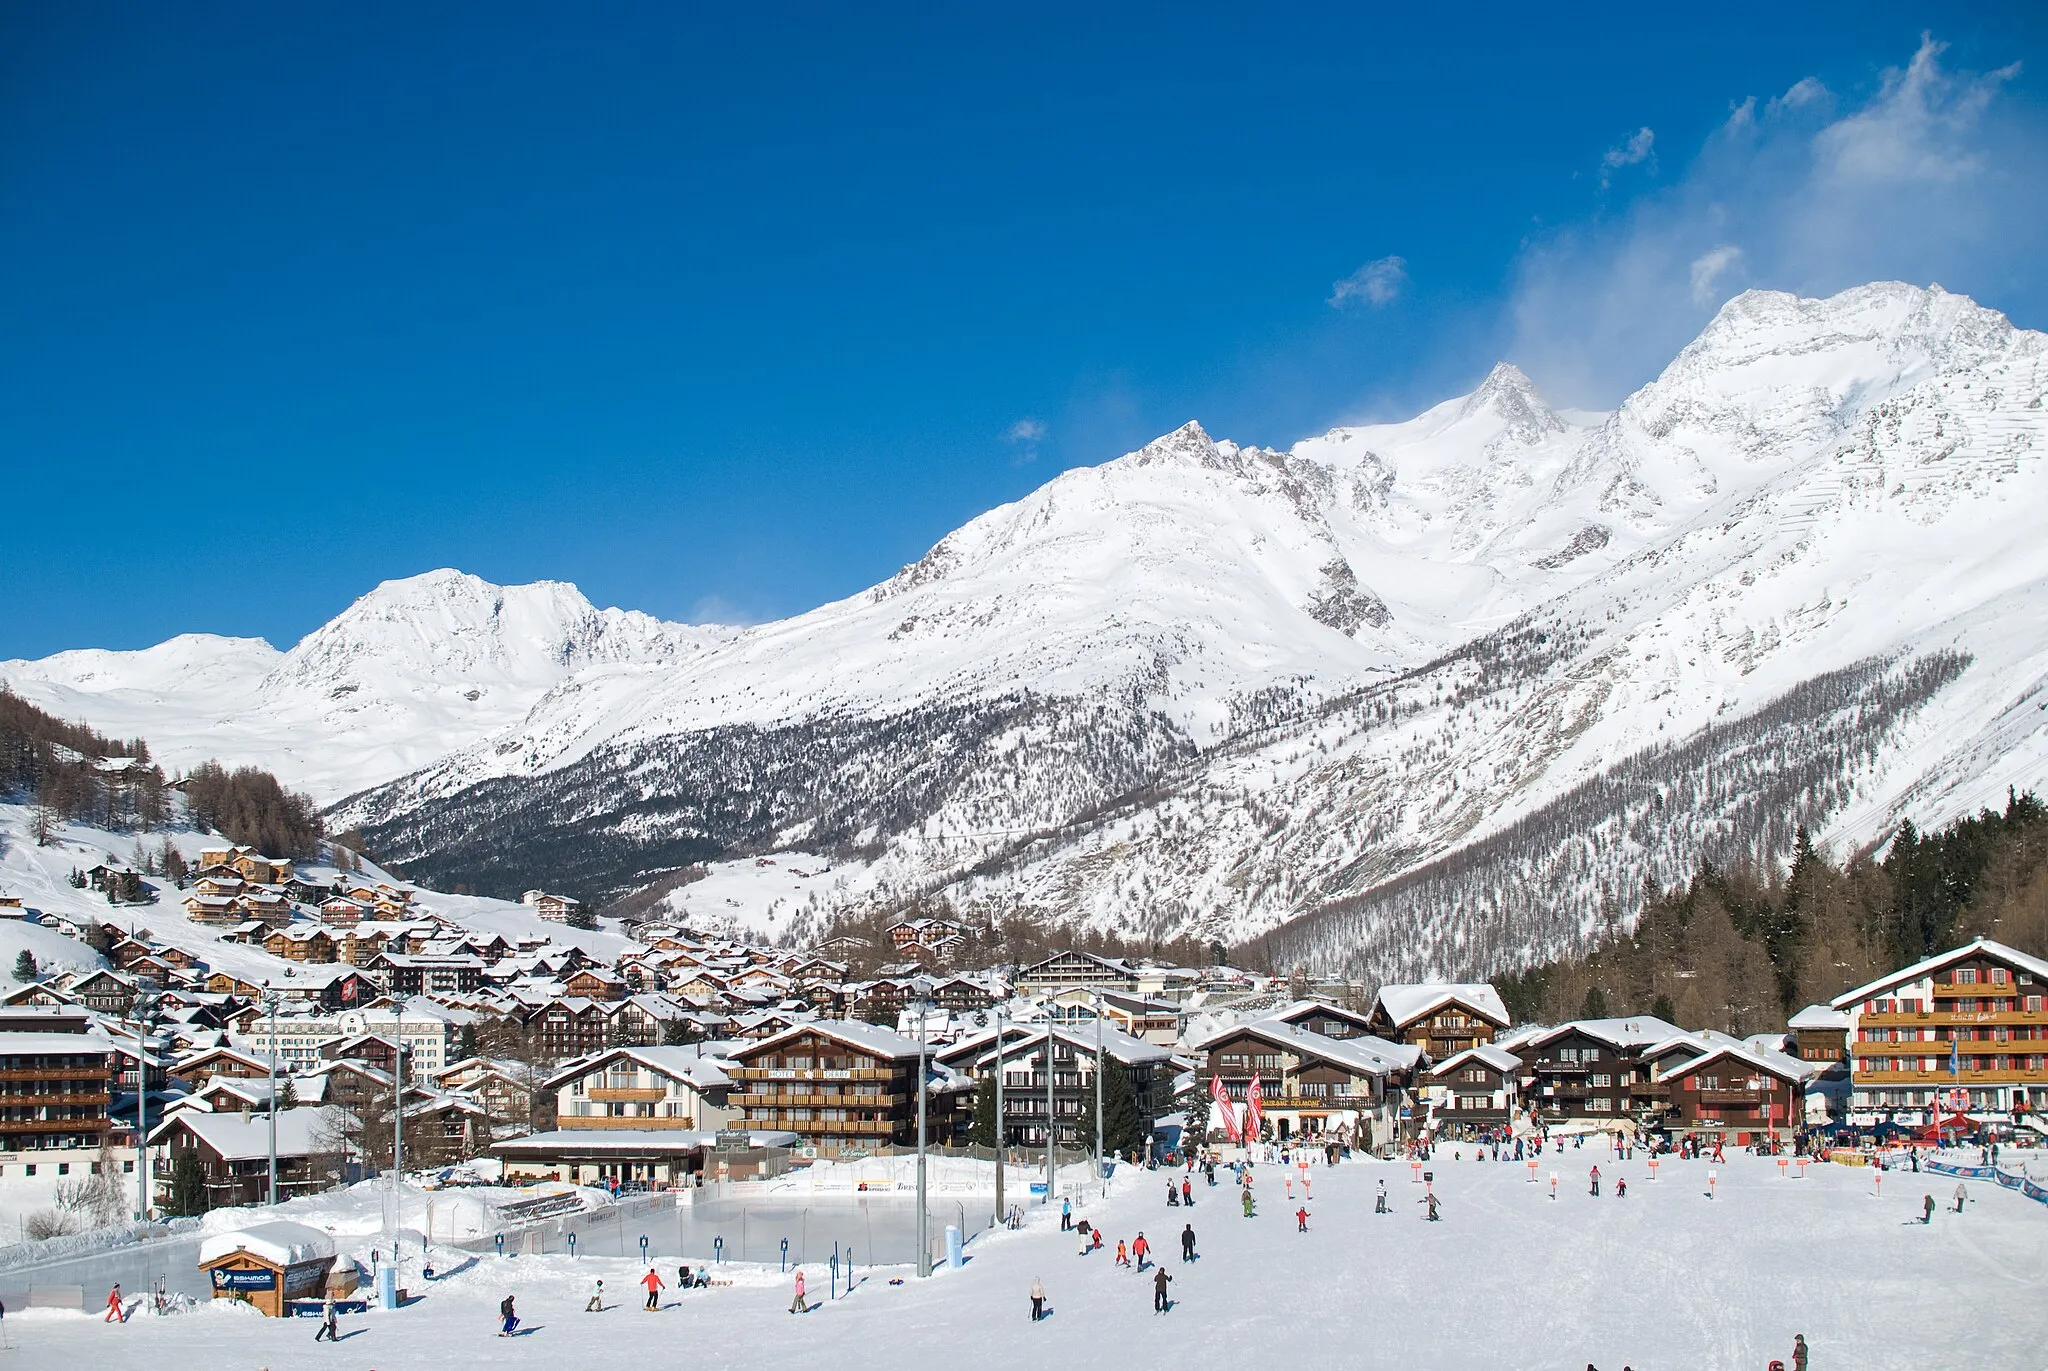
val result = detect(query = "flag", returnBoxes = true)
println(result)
[1245,1073,1265,1141]
[1210,1074,1240,1143]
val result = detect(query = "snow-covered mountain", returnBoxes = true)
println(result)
[10,283,2047,980]
[1,570,732,797]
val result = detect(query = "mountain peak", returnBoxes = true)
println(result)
[1456,361,1564,443]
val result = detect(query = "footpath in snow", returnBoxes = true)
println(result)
[6,1150,2045,1370]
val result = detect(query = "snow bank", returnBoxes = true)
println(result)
[197,1220,336,1267]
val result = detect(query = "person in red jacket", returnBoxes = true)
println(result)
[641,1267,664,1311]
[104,1284,124,1322]
[1131,1233,1151,1270]
[1295,1206,1310,1232]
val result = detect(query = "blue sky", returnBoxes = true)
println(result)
[4,5,2045,657]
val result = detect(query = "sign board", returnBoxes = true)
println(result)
[211,1266,277,1292]
[715,1130,752,1152]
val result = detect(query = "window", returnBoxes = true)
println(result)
[1558,1048,1578,1064]
[1585,1097,1614,1112]
[23,1165,33,1177]
[2028,997,2044,1013]
[1956,969,1978,985]
[1990,968,2010,985]
[1590,1074,1612,1088]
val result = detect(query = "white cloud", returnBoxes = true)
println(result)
[1504,34,2044,407]
[1328,255,1408,308]
[1600,127,1657,187]
[1688,244,1745,305]
[1004,418,1047,444]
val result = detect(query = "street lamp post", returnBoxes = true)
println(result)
[913,998,932,1277]
[1043,1015,1056,1203]
[265,985,279,1207]
[1093,992,1105,1196]
[991,1005,1004,1228]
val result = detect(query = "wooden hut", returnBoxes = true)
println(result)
[197,1222,338,1317]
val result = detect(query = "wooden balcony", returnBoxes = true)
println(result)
[732,1091,903,1108]
[587,1086,665,1103]
[727,1066,897,1083]
[556,1116,696,1131]
[0,1118,109,1134]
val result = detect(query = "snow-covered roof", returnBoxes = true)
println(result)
[1525,1016,1685,1051]
[745,1017,926,1061]
[149,1106,338,1160]
[1188,1017,1421,1075]
[1374,983,1510,1029]
[1829,937,2048,1010]
[1647,1038,1817,1084]
[0,1031,114,1056]
[492,1128,800,1154]
[542,1044,736,1091]
[198,1220,336,1268]
[1787,1004,1852,1030]
[1427,1044,1524,1077]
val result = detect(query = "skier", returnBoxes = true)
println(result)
[789,1269,807,1315]
[1029,1276,1046,1322]
[1921,1194,1935,1224]
[1179,1223,1196,1261]
[1590,1164,1601,1196]
[1375,1180,1389,1214]
[1132,1232,1151,1270]
[104,1284,124,1323]
[1295,1206,1309,1232]
[1425,1192,1442,1222]
[586,1278,605,1311]
[1115,1238,1131,1268]
[1061,1197,1072,1231]
[314,1292,339,1342]
[1151,1266,1173,1314]
[1181,1177,1193,1207]
[1953,1182,1968,1213]
[499,1294,519,1336]
[1615,1178,1627,1198]
[642,1267,664,1310]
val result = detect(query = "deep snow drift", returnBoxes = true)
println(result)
[10,1150,2044,1370]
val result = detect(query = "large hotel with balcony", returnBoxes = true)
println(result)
[1831,937,2048,1122]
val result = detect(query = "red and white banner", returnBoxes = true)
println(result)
[1245,1074,1265,1141]
[1210,1074,1241,1142]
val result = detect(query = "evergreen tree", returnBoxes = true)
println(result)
[1180,1078,1211,1149]
[1075,1054,1147,1158]
[167,1151,209,1217]
[967,1075,1001,1148]
[276,1076,300,1111]
[456,1023,479,1061]
[12,949,36,983]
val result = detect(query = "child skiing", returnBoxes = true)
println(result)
[1115,1239,1131,1268]
[499,1294,520,1336]
[642,1267,663,1310]
[1295,1206,1309,1232]
[1615,1178,1627,1198]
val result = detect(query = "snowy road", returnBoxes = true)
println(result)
[7,1151,2045,1370]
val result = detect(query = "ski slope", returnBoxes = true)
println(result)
[10,1149,2044,1369]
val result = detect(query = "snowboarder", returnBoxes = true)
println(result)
[789,1269,807,1314]
[1029,1276,1046,1322]
[1792,1333,1809,1371]
[1133,1232,1151,1270]
[314,1293,339,1342]
[1375,1180,1389,1214]
[499,1294,519,1336]
[1590,1165,1601,1196]
[1061,1197,1072,1231]
[642,1267,663,1310]
[1425,1192,1442,1222]
[1295,1206,1309,1232]
[1953,1182,1968,1213]
[104,1284,124,1323]
[1180,1224,1196,1261]
[1922,1194,1936,1224]
[1151,1266,1172,1313]
[586,1278,605,1311]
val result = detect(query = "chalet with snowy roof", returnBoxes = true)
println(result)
[170,1045,274,1086]
[562,966,628,1002]
[432,1057,533,1129]
[1267,999,1379,1040]
[937,1020,1172,1148]
[1829,936,2048,1123]
[1368,984,1512,1059]
[1513,1017,1685,1125]
[524,997,614,1063]
[367,952,484,998]
[547,1045,736,1132]
[725,1019,953,1156]
[146,1107,336,1207]
[317,895,371,927]
[1015,950,1139,995]
[68,968,143,1015]
[195,847,294,885]
[0,1030,115,1154]
[888,917,966,953]
[264,924,340,964]
[1424,1045,1526,1132]
[1190,1017,1422,1148]
[522,890,587,923]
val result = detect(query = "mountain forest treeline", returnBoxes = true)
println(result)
[1,688,324,857]
[1495,791,2048,1035]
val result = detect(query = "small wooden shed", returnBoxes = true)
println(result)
[197,1221,338,1317]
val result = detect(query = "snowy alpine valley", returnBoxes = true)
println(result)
[0,283,2045,1371]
